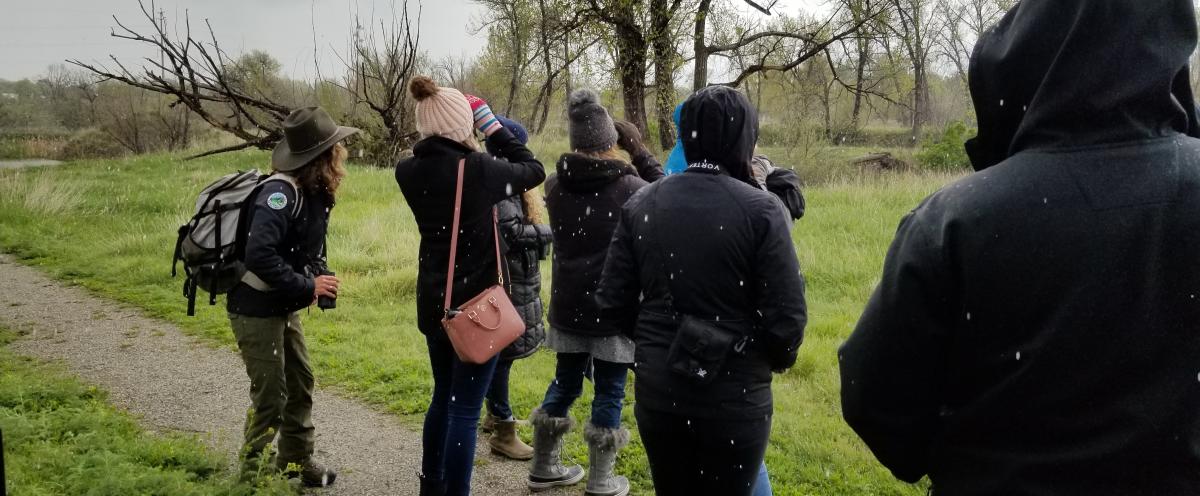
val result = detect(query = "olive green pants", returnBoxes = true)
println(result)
[229,312,315,466]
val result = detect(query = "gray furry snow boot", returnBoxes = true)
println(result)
[584,423,630,496]
[528,408,585,491]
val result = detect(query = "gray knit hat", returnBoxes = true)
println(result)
[567,89,618,153]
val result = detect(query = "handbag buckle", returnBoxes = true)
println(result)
[467,310,478,320]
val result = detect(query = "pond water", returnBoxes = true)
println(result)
[0,159,63,169]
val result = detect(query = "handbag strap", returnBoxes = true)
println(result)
[443,158,505,316]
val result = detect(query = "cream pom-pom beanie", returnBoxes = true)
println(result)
[409,75,474,143]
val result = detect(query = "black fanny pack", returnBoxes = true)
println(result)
[647,194,753,385]
[666,315,750,385]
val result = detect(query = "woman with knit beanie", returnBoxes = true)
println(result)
[478,115,551,461]
[595,85,806,496]
[528,89,663,496]
[395,76,546,496]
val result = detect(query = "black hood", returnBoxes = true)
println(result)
[680,86,759,186]
[555,153,635,193]
[965,0,1200,171]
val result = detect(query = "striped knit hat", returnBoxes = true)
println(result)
[409,76,474,143]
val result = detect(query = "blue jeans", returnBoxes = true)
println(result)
[752,462,772,495]
[539,353,627,428]
[485,359,514,419]
[422,332,498,496]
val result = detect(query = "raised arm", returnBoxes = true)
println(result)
[476,126,546,203]
[615,120,665,183]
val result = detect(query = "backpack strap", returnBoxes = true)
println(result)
[240,173,305,293]
[262,173,304,218]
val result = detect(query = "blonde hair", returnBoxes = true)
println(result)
[584,144,633,171]
[288,142,348,204]
[522,189,547,225]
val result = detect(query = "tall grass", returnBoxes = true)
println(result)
[0,171,85,215]
[0,152,960,495]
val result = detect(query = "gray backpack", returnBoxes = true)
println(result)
[171,170,302,315]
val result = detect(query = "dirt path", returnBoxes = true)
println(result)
[0,255,568,495]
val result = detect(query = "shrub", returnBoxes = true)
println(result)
[916,121,974,170]
[59,129,128,160]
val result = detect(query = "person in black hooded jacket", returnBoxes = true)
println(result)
[394,76,545,496]
[839,1,1200,494]
[526,89,663,496]
[596,86,806,496]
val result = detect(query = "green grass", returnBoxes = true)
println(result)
[0,327,292,495]
[0,152,960,495]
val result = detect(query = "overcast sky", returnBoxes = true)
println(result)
[1,0,822,82]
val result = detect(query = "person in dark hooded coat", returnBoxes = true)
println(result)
[596,85,807,496]
[839,1,1200,494]
[478,115,551,462]
[526,89,663,496]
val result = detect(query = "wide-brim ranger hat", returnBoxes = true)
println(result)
[272,107,360,172]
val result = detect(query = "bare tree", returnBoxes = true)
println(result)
[933,0,1011,86]
[336,0,423,165]
[650,0,687,149]
[434,54,477,92]
[694,1,887,89]
[518,0,596,134]
[581,0,652,135]
[472,0,535,117]
[887,0,938,141]
[68,0,292,158]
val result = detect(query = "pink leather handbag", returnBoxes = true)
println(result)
[440,158,524,364]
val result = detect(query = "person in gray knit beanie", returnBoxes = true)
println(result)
[568,89,619,153]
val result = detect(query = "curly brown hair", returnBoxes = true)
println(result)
[287,142,348,205]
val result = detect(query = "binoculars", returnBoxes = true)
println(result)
[308,261,337,311]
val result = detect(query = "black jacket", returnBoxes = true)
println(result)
[544,151,662,337]
[840,1,1200,494]
[495,195,551,360]
[596,166,806,420]
[227,180,327,317]
[395,129,546,335]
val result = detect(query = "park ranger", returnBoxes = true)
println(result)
[226,107,356,487]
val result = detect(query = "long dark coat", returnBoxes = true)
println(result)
[394,129,545,335]
[495,194,551,360]
[840,1,1200,494]
[544,151,663,338]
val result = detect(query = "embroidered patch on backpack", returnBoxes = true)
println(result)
[267,192,288,210]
